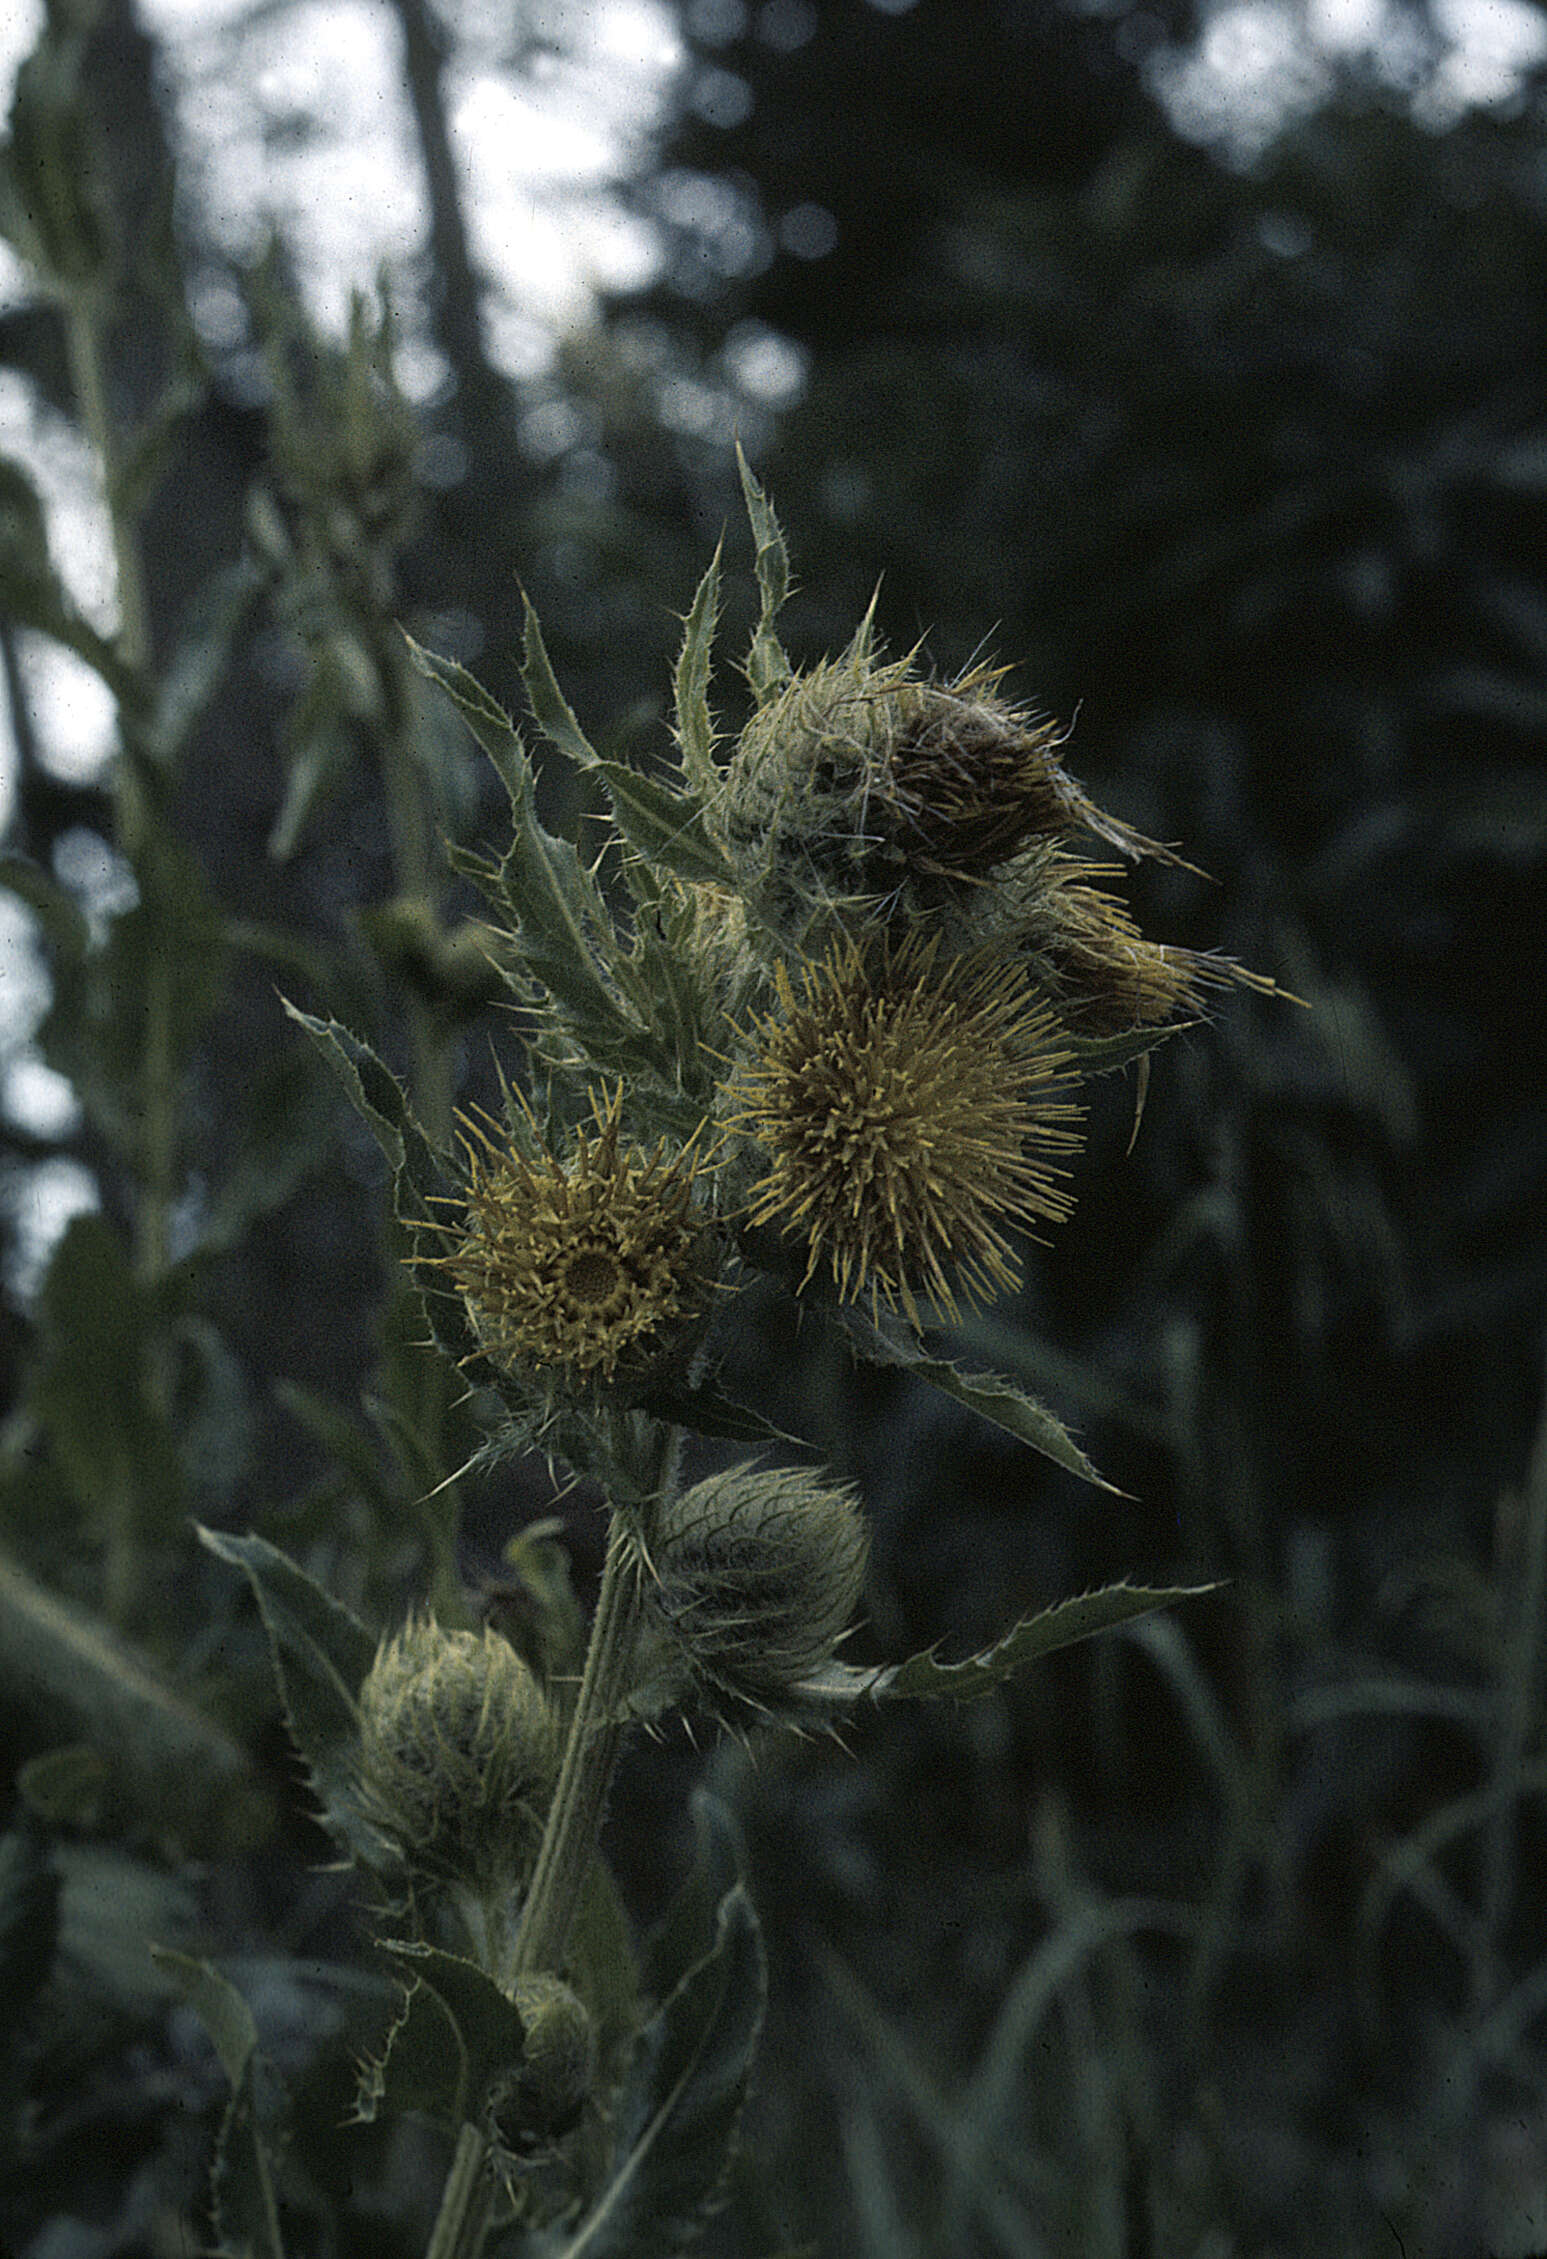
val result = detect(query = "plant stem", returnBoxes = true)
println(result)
[65,295,150,676]
[420,1514,646,2254]
[424,2120,495,2259]
[507,1515,645,1988]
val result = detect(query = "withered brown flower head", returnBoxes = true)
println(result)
[717,648,1189,929]
[1004,848,1281,1035]
[428,1088,713,1385]
[725,934,1083,1327]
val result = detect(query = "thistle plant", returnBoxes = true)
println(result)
[197,457,1277,2257]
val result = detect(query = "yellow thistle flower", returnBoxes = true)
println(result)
[427,1087,715,1389]
[725,935,1083,1327]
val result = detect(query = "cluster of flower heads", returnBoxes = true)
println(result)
[422,491,1273,1414]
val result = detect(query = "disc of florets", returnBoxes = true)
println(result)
[356,1619,559,1887]
[426,1088,717,1399]
[650,1462,869,1711]
[723,933,1084,1327]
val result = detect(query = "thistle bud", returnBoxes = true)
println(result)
[491,1975,596,2148]
[652,1463,869,1710]
[356,1619,559,1886]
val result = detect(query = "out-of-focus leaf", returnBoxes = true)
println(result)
[200,1045,343,1254]
[0,851,90,960]
[29,1214,185,1536]
[0,13,112,289]
[0,1826,59,2039]
[16,1743,110,1831]
[40,831,227,1157]
[0,1546,262,1850]
[154,1951,287,2259]
[797,1581,1223,1705]
[197,1526,384,1866]
[142,556,263,770]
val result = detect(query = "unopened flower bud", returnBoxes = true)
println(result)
[491,1975,596,2148]
[356,1620,558,1885]
[652,1463,869,1709]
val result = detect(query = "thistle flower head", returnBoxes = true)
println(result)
[1001,848,1280,1034]
[356,1618,559,1886]
[724,933,1083,1326]
[715,639,1184,945]
[427,1087,717,1399]
[651,1461,869,1711]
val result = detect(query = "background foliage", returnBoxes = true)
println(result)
[2,0,1546,2251]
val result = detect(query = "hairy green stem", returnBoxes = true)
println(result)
[507,1516,645,1988]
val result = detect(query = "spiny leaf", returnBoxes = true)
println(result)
[359,1942,527,2128]
[556,1862,765,2257]
[410,633,645,1041]
[280,1006,485,1374]
[1062,1021,1187,1078]
[520,591,606,772]
[197,1526,385,1867]
[737,444,793,704]
[674,545,723,802]
[402,634,529,804]
[796,1581,1224,1706]
[836,1308,1118,1492]
[592,758,738,890]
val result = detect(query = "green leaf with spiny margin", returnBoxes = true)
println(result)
[556,1802,764,2257]
[520,591,606,771]
[639,1377,803,1448]
[795,1581,1223,1706]
[402,634,529,801]
[358,1943,527,2128]
[197,1526,386,1868]
[674,546,723,802]
[154,1951,288,2259]
[835,1308,1118,1492]
[409,631,641,1031]
[592,759,738,890]
[737,445,792,705]
[524,590,737,888]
